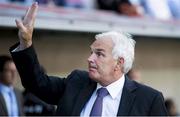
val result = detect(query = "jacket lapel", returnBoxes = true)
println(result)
[72,81,97,115]
[117,77,137,116]
[0,92,8,115]
[14,89,23,116]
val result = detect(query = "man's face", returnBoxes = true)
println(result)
[0,61,17,86]
[88,38,118,86]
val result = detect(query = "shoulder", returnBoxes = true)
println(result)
[125,77,165,107]
[129,79,164,105]
[125,76,163,98]
[68,69,89,79]
[14,88,23,96]
[14,88,24,102]
[65,69,93,84]
[136,81,162,96]
[132,80,162,98]
[14,88,22,93]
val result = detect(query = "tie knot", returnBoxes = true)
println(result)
[97,88,109,98]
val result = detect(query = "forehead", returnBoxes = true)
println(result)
[90,38,113,51]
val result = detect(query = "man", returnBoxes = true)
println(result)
[97,0,142,16]
[10,3,167,116]
[0,55,24,116]
[165,98,179,116]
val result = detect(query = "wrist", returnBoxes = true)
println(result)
[19,39,32,50]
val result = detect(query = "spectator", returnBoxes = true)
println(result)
[65,0,84,8]
[97,0,142,16]
[9,0,34,5]
[165,98,179,116]
[130,0,172,20]
[167,0,180,19]
[0,0,10,4]
[36,0,65,7]
[0,55,24,116]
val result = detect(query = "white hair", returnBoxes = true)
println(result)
[95,31,136,73]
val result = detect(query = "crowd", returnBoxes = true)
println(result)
[0,0,180,20]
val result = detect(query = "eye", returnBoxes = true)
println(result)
[96,52,105,57]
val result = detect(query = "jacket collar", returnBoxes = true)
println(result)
[117,75,137,116]
[72,75,137,116]
[72,80,96,116]
[0,92,8,115]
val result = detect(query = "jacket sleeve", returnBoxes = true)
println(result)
[10,43,67,105]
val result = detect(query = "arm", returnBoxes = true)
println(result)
[10,44,67,105]
[11,3,66,105]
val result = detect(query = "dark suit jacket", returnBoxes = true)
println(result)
[0,88,24,116]
[10,44,167,116]
[23,90,56,116]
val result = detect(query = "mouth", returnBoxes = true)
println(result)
[89,67,97,72]
[88,64,97,71]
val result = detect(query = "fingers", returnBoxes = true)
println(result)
[23,7,31,21]
[15,19,26,31]
[23,2,38,26]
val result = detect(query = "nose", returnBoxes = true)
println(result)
[88,53,95,63]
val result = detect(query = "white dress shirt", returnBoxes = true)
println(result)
[80,74,125,117]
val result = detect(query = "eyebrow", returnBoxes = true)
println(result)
[90,48,106,53]
[90,46,105,52]
[95,49,105,52]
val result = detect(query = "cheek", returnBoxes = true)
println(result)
[5,71,15,80]
[3,71,9,78]
[11,71,17,78]
[106,60,117,71]
[97,62,113,73]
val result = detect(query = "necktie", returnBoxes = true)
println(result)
[8,89,18,116]
[90,88,109,116]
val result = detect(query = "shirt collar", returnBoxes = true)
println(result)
[96,74,125,99]
[0,83,13,93]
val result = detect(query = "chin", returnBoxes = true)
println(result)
[89,72,94,78]
[89,72,99,81]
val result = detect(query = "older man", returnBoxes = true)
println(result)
[10,3,167,116]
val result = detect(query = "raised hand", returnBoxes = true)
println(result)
[15,2,38,50]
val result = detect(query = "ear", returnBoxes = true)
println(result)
[114,57,124,71]
[118,57,125,65]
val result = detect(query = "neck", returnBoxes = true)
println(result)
[100,73,124,87]
[0,81,13,87]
